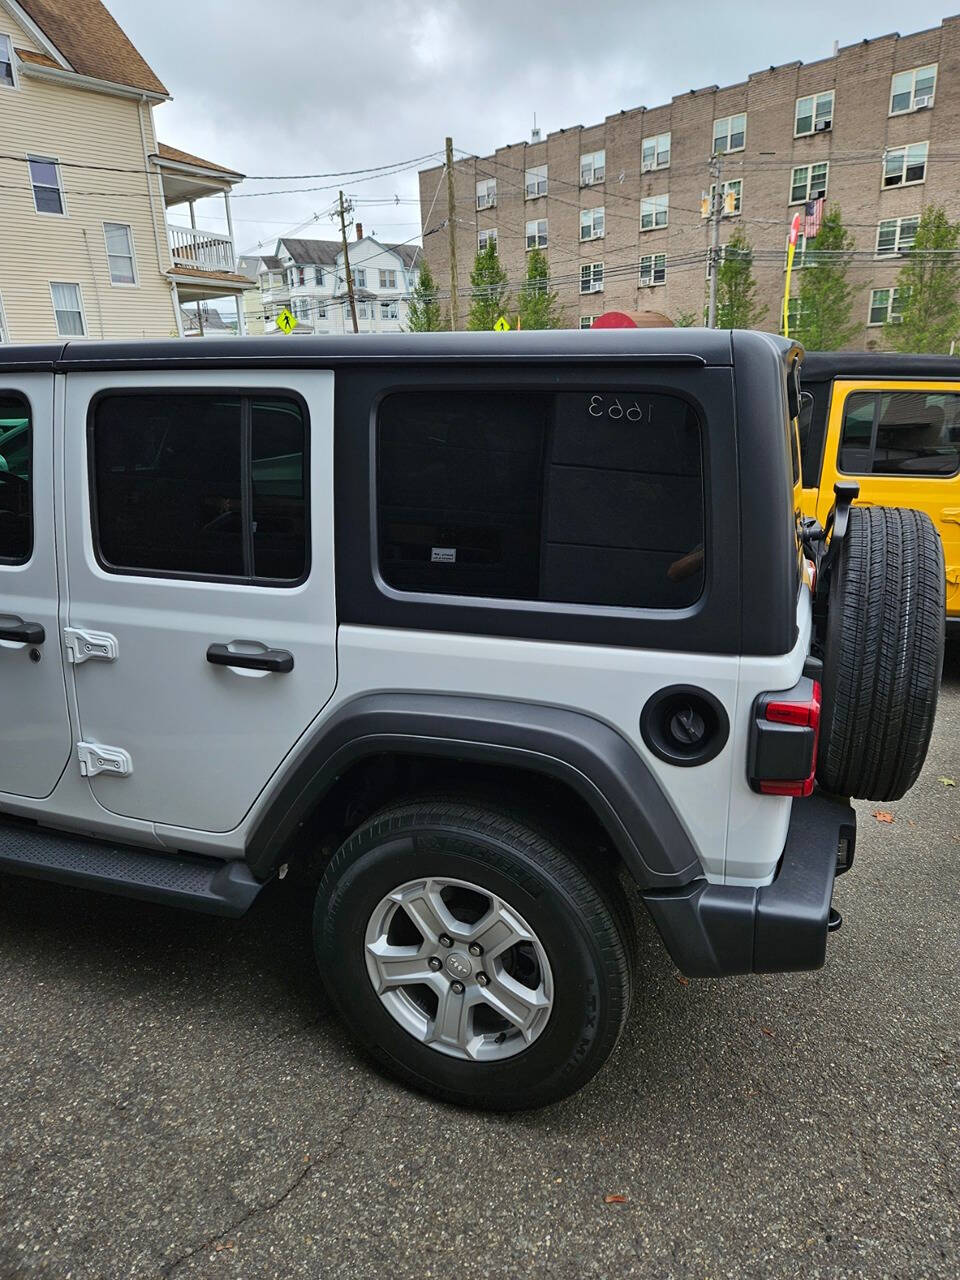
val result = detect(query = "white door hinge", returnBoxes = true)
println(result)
[64,628,119,664]
[77,742,133,778]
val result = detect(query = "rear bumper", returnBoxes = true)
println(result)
[642,790,856,977]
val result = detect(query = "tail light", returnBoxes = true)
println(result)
[748,678,821,797]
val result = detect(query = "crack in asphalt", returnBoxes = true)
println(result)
[160,1084,373,1276]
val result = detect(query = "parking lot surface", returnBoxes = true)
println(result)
[0,648,957,1280]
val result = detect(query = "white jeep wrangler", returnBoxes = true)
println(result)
[0,329,944,1109]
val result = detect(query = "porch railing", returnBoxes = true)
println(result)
[168,224,235,273]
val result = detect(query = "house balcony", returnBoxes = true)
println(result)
[168,224,236,274]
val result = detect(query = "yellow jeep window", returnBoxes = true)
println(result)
[839,390,960,477]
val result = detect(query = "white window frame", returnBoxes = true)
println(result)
[789,162,828,205]
[476,178,497,210]
[102,221,138,287]
[352,267,367,288]
[28,153,66,216]
[641,132,671,171]
[876,216,920,257]
[579,262,604,294]
[525,163,547,199]
[578,315,597,330]
[579,207,605,241]
[713,113,746,154]
[379,269,398,290]
[477,228,498,254]
[639,253,666,287]
[380,300,399,321]
[49,281,86,337]
[890,64,937,115]
[0,33,18,90]
[0,289,8,341]
[640,194,669,231]
[525,218,548,250]
[580,150,605,186]
[868,287,906,326]
[794,90,834,137]
[706,179,743,217]
[882,142,928,189]
[313,266,325,287]
[786,297,804,335]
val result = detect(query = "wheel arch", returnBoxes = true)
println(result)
[244,693,703,890]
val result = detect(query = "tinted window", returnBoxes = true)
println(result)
[377,390,704,609]
[0,395,31,563]
[839,390,960,477]
[92,393,307,581]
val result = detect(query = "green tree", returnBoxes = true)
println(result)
[673,310,698,328]
[466,240,511,331]
[715,228,768,329]
[517,249,564,329]
[884,205,960,353]
[792,205,859,349]
[406,259,447,332]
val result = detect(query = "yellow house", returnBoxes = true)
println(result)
[0,0,252,341]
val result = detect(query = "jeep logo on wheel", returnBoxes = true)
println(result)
[445,953,472,979]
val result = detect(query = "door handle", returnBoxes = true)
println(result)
[0,618,45,644]
[206,643,294,673]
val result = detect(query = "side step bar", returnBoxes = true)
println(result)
[0,819,263,917]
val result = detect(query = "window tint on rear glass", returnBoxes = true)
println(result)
[377,390,704,609]
[839,390,960,477]
[0,395,31,563]
[91,393,307,582]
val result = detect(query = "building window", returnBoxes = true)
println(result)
[579,207,604,241]
[640,194,669,230]
[706,179,743,216]
[313,266,325,286]
[795,91,834,136]
[580,262,604,294]
[713,113,746,154]
[883,143,928,188]
[868,287,907,326]
[785,297,803,335]
[790,162,828,204]
[29,155,65,215]
[476,178,497,210]
[353,267,366,288]
[525,218,548,250]
[50,282,84,336]
[478,228,497,253]
[580,150,605,186]
[0,33,17,88]
[890,64,937,114]
[639,253,666,286]
[838,390,960,477]
[579,316,597,329]
[0,393,30,562]
[380,300,399,320]
[525,164,547,198]
[103,222,136,285]
[876,217,920,256]
[641,132,670,171]
[316,303,327,320]
[379,269,397,289]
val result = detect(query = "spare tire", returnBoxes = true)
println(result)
[817,505,944,801]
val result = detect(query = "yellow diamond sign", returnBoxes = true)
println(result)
[275,308,298,334]
[494,316,511,331]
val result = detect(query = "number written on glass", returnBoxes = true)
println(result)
[588,395,650,422]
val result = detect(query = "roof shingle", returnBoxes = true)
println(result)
[17,0,168,95]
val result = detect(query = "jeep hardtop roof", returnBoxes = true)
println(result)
[801,350,960,382]
[0,328,796,374]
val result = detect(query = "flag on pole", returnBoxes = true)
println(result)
[804,197,824,239]
[782,212,803,337]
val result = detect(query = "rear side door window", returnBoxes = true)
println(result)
[0,394,31,563]
[376,389,704,609]
[839,390,960,476]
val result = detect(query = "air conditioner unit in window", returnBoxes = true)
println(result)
[641,162,653,173]
[915,95,933,109]
[815,118,832,131]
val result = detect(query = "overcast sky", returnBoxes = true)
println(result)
[107,0,953,255]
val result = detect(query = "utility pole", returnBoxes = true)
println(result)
[706,152,722,328]
[337,189,359,334]
[445,136,460,331]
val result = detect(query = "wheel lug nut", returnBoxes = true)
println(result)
[477,971,489,987]
[450,980,465,995]
[428,956,442,971]
[468,943,483,957]
[438,933,454,948]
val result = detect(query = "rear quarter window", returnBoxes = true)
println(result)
[0,395,31,564]
[839,390,960,477]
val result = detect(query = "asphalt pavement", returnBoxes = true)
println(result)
[0,647,957,1279]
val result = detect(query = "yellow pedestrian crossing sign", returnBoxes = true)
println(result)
[494,316,511,331]
[275,308,298,334]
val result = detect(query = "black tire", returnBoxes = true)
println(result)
[313,796,636,1110]
[818,506,944,801]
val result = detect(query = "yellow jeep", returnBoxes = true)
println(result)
[799,352,960,628]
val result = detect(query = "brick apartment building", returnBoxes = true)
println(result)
[417,16,960,346]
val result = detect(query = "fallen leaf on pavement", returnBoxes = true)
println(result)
[873,810,895,823]
[760,1027,775,1037]
[674,974,689,986]
[938,777,956,787]
[604,1194,628,1204]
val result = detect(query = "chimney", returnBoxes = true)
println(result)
[356,221,363,240]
